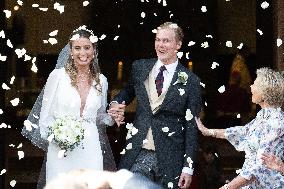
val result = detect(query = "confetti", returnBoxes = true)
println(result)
[185,109,193,121]
[143,139,148,144]
[48,38,58,45]
[0,30,5,38]
[257,29,263,35]
[0,169,6,175]
[141,12,146,18]
[200,82,206,88]
[168,132,175,136]
[2,83,10,90]
[10,98,20,106]
[218,85,225,93]
[99,34,106,40]
[7,39,13,48]
[201,41,209,48]
[188,41,196,46]
[237,43,243,49]
[168,182,173,188]
[162,127,169,133]
[211,62,219,69]
[3,10,11,18]
[177,52,183,59]
[114,36,119,40]
[131,127,138,135]
[83,1,90,6]
[225,41,232,47]
[205,102,208,106]
[39,8,48,11]
[54,3,64,14]
[24,54,31,61]
[178,88,185,96]
[31,62,38,73]
[0,123,7,128]
[32,4,39,8]
[201,6,207,12]
[18,151,24,160]
[0,109,3,114]
[277,38,282,47]
[15,48,26,58]
[120,149,126,155]
[17,143,22,148]
[261,1,269,9]
[17,0,23,6]
[126,143,132,150]
[49,30,58,36]
[152,29,157,33]
[0,54,7,61]
[10,180,16,187]
[237,114,241,118]
[206,35,213,38]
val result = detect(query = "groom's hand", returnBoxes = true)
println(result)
[108,101,126,127]
[178,172,192,189]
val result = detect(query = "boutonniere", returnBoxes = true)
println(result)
[173,72,188,85]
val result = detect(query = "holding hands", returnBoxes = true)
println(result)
[108,101,126,127]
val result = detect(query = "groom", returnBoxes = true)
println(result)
[109,22,201,188]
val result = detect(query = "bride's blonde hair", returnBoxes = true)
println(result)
[65,28,102,93]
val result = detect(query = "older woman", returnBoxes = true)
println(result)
[195,67,284,189]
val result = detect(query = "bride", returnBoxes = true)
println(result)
[22,26,124,188]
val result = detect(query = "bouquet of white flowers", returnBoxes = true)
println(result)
[47,116,85,155]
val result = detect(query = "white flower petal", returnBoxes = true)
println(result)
[237,114,241,118]
[10,180,16,187]
[49,30,58,37]
[17,0,23,6]
[83,1,90,6]
[126,143,132,150]
[0,54,7,61]
[143,139,148,144]
[205,102,208,106]
[201,41,209,48]
[31,63,38,73]
[32,4,39,8]
[3,10,12,18]
[201,6,207,12]
[15,48,26,58]
[39,8,48,12]
[185,109,193,121]
[168,132,175,136]
[48,38,58,45]
[131,127,138,135]
[257,29,263,35]
[99,34,106,40]
[177,52,183,59]
[24,54,31,61]
[18,151,24,160]
[261,1,269,9]
[277,38,282,47]
[126,123,134,130]
[0,30,5,38]
[237,43,243,49]
[218,85,225,93]
[206,35,213,38]
[178,88,185,96]
[114,36,119,41]
[152,29,157,33]
[0,169,6,175]
[162,127,169,133]
[200,82,206,88]
[168,182,173,188]
[120,149,126,155]
[225,41,232,47]
[188,41,196,46]
[7,39,13,48]
[211,62,219,69]
[141,12,146,18]
[2,83,10,90]
[17,143,22,148]
[10,98,20,106]
[10,76,15,84]
[0,123,7,128]
[0,109,3,114]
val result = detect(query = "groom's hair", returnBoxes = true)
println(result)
[157,22,184,42]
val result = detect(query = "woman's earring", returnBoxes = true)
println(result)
[71,54,74,59]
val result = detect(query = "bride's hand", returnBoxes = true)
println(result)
[194,117,211,136]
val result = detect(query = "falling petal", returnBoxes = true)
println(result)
[225,41,232,47]
[152,29,157,33]
[205,102,208,106]
[131,127,138,135]
[162,0,167,6]
[83,1,90,6]
[211,62,219,69]
[257,29,263,35]
[48,38,58,45]
[31,63,38,73]
[10,98,20,106]
[2,83,10,90]
[10,180,16,187]
[17,143,22,148]
[237,114,241,118]
[188,41,196,46]
[168,132,175,136]
[0,109,3,114]
[17,0,23,6]
[178,88,185,96]
[277,38,282,47]
[143,139,148,144]
[162,127,169,133]
[15,48,26,58]
[49,30,58,36]
[18,151,24,160]
[261,1,269,9]
[39,8,48,11]
[168,182,173,188]
[0,30,5,38]
[0,169,6,175]
[201,6,207,12]
[7,39,13,48]
[185,109,193,121]
[0,123,7,128]
[200,82,205,88]
[99,34,106,40]
[32,4,39,7]
[177,52,183,59]
[3,10,12,18]
[24,120,32,131]
[120,149,126,155]
[206,35,213,38]
[114,36,119,40]
[201,41,209,48]
[218,85,225,93]
[141,12,146,18]
[237,43,243,49]
[43,40,48,44]
[126,143,132,150]
[24,54,31,61]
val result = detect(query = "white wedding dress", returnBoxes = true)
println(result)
[38,68,114,182]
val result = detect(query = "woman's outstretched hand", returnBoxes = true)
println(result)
[195,117,211,136]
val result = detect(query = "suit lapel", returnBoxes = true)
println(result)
[157,63,184,112]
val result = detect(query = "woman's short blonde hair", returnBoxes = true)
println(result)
[256,67,284,107]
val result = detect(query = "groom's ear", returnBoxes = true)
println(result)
[176,41,182,50]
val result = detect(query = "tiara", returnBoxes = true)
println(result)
[71,25,98,43]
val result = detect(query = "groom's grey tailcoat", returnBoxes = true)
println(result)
[113,58,202,185]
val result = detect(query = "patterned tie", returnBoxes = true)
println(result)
[155,65,167,96]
